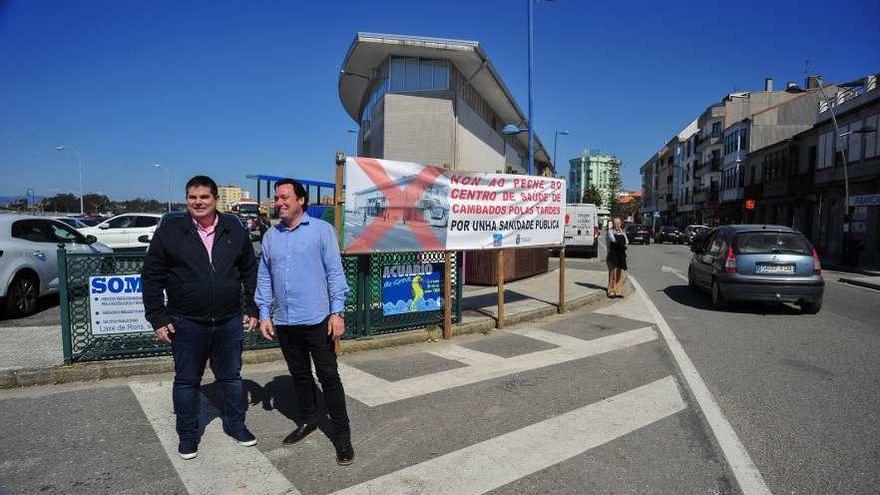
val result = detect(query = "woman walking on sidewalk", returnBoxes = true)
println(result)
[606,217,628,298]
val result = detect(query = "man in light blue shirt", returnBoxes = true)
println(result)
[256,178,354,466]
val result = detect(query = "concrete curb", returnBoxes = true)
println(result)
[838,277,880,291]
[0,287,616,389]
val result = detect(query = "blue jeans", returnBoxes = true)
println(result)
[170,314,246,441]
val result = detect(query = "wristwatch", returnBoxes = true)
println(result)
[331,312,345,319]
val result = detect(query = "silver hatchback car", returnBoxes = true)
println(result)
[687,225,824,313]
[0,215,112,316]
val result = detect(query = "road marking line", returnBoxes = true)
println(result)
[661,265,689,282]
[594,290,657,324]
[629,276,772,495]
[331,376,685,495]
[339,326,656,407]
[129,381,299,495]
[426,344,507,366]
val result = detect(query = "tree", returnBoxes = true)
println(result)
[40,193,79,213]
[581,185,603,207]
[83,193,111,214]
[10,198,28,211]
[607,159,624,219]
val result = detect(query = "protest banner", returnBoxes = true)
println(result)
[343,157,565,253]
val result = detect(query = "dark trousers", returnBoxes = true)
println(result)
[170,314,246,441]
[277,318,350,437]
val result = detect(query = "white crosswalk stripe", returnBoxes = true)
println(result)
[331,376,686,495]
[129,381,299,495]
[339,326,658,407]
[128,303,706,495]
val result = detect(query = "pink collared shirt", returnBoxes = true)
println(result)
[193,214,219,263]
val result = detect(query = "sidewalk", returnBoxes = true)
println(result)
[838,274,880,291]
[0,266,616,388]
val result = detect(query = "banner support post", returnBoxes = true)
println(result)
[443,251,453,339]
[334,151,345,355]
[558,246,566,313]
[496,249,505,329]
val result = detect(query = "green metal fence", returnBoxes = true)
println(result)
[58,246,462,364]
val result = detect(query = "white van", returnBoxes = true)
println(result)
[563,203,600,257]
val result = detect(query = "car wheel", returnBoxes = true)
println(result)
[801,298,822,314]
[5,273,39,317]
[688,267,697,291]
[710,279,725,309]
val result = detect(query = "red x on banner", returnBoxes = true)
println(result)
[346,157,445,253]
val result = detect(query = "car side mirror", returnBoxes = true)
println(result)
[138,234,151,243]
[98,223,110,229]
[85,235,98,245]
[690,244,703,253]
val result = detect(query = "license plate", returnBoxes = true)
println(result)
[755,263,795,274]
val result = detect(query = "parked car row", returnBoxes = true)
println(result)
[0,215,113,316]
[619,224,711,246]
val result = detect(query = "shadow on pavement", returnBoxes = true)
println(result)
[575,281,607,291]
[460,290,532,311]
[0,294,61,323]
[202,377,336,441]
[663,284,804,315]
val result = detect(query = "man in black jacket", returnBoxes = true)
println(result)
[142,175,259,460]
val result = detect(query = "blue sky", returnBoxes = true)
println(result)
[2,0,878,201]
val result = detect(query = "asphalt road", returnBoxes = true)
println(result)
[2,239,878,493]
[0,287,737,494]
[560,241,880,494]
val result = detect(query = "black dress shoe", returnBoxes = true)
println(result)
[282,424,317,446]
[334,436,355,466]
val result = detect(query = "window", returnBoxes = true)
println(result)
[434,60,448,89]
[809,146,817,168]
[734,232,811,255]
[46,220,84,243]
[107,216,137,229]
[390,57,405,91]
[708,233,723,255]
[712,122,722,135]
[11,220,51,243]
[863,115,878,159]
[134,216,159,228]
[848,120,862,162]
[404,57,419,90]
[818,131,835,169]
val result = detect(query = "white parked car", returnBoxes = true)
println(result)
[0,215,112,316]
[79,213,162,250]
[53,216,91,230]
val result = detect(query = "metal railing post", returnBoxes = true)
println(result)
[455,251,463,323]
[558,246,566,313]
[442,251,452,339]
[496,249,505,329]
[57,244,73,365]
[361,254,372,338]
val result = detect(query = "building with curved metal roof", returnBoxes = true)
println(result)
[338,32,553,176]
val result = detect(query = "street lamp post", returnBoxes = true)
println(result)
[153,163,171,212]
[525,0,558,176]
[553,130,570,174]
[56,145,84,215]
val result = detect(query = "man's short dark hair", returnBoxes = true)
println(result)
[274,178,308,210]
[185,175,219,197]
